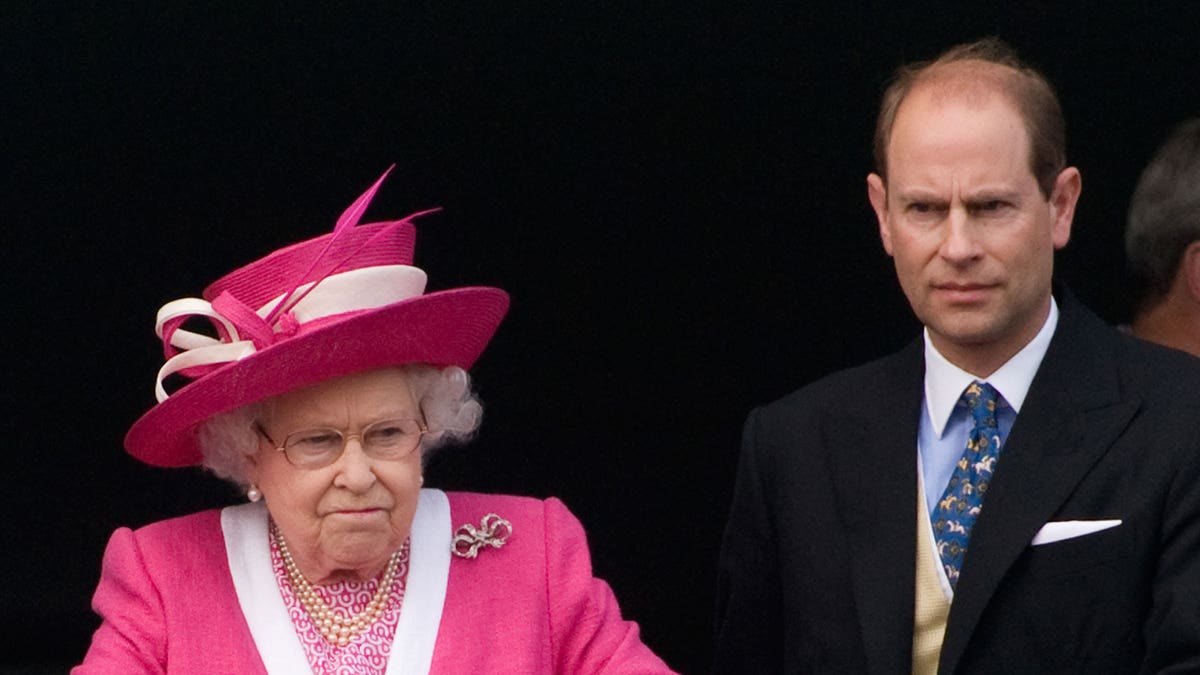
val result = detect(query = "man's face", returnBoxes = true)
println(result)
[867,83,1080,374]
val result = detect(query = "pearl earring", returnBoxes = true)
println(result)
[247,484,262,502]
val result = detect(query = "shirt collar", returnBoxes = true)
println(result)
[923,297,1059,437]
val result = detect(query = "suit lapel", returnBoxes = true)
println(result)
[937,294,1141,674]
[829,339,925,675]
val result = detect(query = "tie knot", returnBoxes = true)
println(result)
[963,381,999,428]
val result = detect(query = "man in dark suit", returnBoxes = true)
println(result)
[715,38,1200,674]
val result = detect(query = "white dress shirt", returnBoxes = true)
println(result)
[916,297,1059,597]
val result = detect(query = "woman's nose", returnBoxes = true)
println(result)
[332,438,377,491]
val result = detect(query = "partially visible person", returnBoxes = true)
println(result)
[1126,118,1200,356]
[74,170,675,674]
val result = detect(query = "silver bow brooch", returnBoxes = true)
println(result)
[452,513,513,559]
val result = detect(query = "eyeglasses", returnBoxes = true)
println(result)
[255,418,428,469]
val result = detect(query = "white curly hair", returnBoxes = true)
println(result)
[197,364,481,488]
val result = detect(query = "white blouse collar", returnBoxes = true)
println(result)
[222,488,452,674]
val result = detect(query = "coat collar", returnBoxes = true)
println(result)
[221,488,453,675]
[936,289,1140,674]
[828,335,926,675]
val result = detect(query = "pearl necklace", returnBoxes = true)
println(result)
[271,522,406,647]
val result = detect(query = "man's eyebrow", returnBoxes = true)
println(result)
[894,191,948,204]
[963,189,1022,203]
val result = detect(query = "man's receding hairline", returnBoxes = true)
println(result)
[885,62,1032,170]
[904,61,1023,112]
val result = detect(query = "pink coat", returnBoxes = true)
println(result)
[75,491,674,674]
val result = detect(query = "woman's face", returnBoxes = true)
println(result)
[249,367,423,584]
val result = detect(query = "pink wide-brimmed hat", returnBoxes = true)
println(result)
[125,169,509,467]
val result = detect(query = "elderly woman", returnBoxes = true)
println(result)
[74,171,673,674]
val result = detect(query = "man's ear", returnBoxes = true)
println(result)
[867,173,892,255]
[1183,240,1200,301]
[1049,167,1081,249]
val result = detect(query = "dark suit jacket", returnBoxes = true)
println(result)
[714,292,1200,674]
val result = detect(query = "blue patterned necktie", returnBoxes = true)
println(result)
[931,381,1004,589]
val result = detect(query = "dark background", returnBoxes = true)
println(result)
[4,3,1199,672]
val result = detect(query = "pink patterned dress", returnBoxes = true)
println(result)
[269,535,410,675]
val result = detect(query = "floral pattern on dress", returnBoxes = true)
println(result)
[270,534,410,675]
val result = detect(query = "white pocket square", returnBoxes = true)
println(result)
[1030,519,1122,546]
